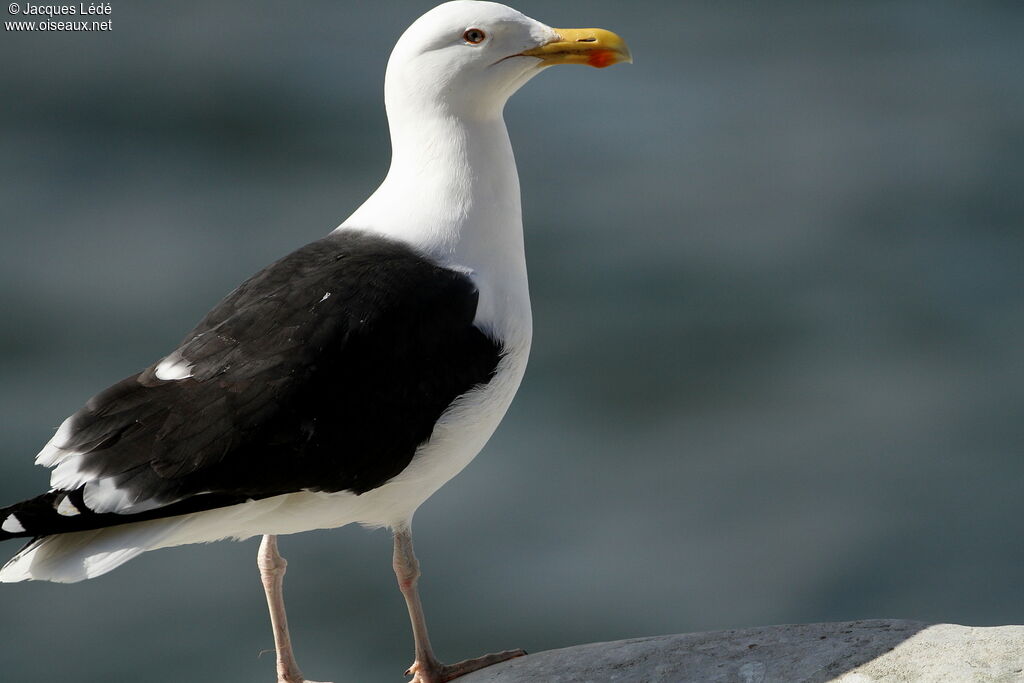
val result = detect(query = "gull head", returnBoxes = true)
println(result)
[385,1,631,120]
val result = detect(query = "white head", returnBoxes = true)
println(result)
[385,1,631,120]
[340,1,629,320]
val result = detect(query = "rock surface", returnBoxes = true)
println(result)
[460,619,1024,682]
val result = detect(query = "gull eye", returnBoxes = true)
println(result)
[463,28,486,45]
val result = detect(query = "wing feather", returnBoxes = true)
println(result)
[6,231,502,538]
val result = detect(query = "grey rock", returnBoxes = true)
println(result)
[460,620,1024,682]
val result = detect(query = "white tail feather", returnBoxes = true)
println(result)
[0,489,399,583]
[0,517,186,583]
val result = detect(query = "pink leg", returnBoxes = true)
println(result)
[258,535,331,683]
[392,526,526,683]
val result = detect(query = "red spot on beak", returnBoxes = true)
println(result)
[587,50,616,69]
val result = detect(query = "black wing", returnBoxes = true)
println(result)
[1,230,502,538]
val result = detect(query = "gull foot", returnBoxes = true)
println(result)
[406,649,527,683]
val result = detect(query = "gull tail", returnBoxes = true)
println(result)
[0,489,262,583]
[0,517,186,584]
[0,492,208,583]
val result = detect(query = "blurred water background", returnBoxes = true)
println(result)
[1,1,1022,681]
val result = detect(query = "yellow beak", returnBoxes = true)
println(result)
[520,28,632,69]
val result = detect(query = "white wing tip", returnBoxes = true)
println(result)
[56,496,82,517]
[35,417,75,467]
[154,354,193,381]
[1,514,25,534]
[49,454,88,490]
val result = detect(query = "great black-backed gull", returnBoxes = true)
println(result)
[0,2,630,682]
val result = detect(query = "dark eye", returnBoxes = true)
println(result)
[463,28,486,44]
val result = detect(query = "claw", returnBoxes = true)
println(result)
[406,649,526,683]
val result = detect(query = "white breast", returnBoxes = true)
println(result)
[362,332,530,527]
